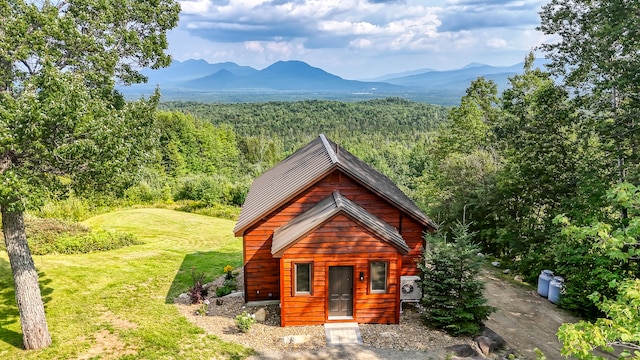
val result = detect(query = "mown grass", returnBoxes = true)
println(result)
[0,208,251,359]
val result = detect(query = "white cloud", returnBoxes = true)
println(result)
[244,41,264,54]
[168,0,549,78]
[178,0,211,14]
[486,37,508,48]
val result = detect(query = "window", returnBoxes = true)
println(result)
[370,261,387,293]
[294,263,312,294]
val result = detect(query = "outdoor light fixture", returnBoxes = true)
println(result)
[359,271,364,281]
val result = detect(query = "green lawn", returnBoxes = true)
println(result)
[0,208,252,359]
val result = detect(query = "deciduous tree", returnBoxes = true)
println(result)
[539,0,640,189]
[0,0,179,349]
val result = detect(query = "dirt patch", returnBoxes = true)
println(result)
[481,269,579,359]
[74,330,137,360]
[100,310,138,330]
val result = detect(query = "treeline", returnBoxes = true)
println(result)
[39,98,448,221]
[160,98,448,152]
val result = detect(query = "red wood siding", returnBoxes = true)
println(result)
[243,169,428,304]
[280,214,400,326]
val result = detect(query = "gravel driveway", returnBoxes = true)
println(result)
[178,268,587,359]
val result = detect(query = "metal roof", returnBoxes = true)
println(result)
[271,191,410,257]
[233,134,436,236]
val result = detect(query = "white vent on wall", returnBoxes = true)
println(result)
[400,276,421,300]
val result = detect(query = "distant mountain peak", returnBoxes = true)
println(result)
[461,62,490,69]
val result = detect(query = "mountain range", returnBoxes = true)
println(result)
[119,58,549,105]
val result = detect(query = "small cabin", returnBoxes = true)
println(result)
[233,134,436,326]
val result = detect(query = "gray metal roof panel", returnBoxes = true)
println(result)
[328,138,437,229]
[233,135,336,235]
[234,134,436,236]
[271,191,410,256]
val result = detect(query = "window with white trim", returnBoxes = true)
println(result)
[370,261,387,293]
[294,263,312,294]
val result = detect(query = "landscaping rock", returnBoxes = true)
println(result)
[473,326,506,356]
[281,335,309,344]
[503,269,511,274]
[445,344,479,357]
[174,293,192,305]
[479,326,506,350]
[476,335,493,356]
[202,282,215,292]
[254,308,267,322]
[514,275,524,282]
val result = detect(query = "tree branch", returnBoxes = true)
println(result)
[0,150,17,174]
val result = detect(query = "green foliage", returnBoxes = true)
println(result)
[548,238,625,319]
[235,312,255,333]
[175,201,241,221]
[433,78,498,160]
[160,98,448,152]
[49,230,140,255]
[124,181,173,204]
[555,183,640,358]
[419,222,495,336]
[215,284,233,298]
[35,196,97,222]
[539,0,640,184]
[215,269,238,297]
[173,174,243,206]
[558,279,640,360]
[156,111,240,177]
[0,217,140,255]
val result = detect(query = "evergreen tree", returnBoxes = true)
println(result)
[419,221,494,336]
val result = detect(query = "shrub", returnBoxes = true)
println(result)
[35,194,123,222]
[36,196,94,222]
[188,268,208,304]
[215,285,233,297]
[175,201,240,221]
[235,312,255,333]
[215,277,237,297]
[52,230,141,255]
[124,182,172,204]
[419,221,495,336]
[174,175,226,206]
[0,217,140,255]
[173,174,250,207]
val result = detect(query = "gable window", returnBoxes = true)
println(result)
[370,261,388,293]
[294,263,312,294]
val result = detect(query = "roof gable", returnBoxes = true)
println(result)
[234,134,436,236]
[271,191,410,257]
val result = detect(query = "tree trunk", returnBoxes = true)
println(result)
[1,207,52,349]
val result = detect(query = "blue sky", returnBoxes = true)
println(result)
[170,0,550,79]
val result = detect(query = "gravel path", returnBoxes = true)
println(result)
[175,271,479,359]
[175,296,475,358]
